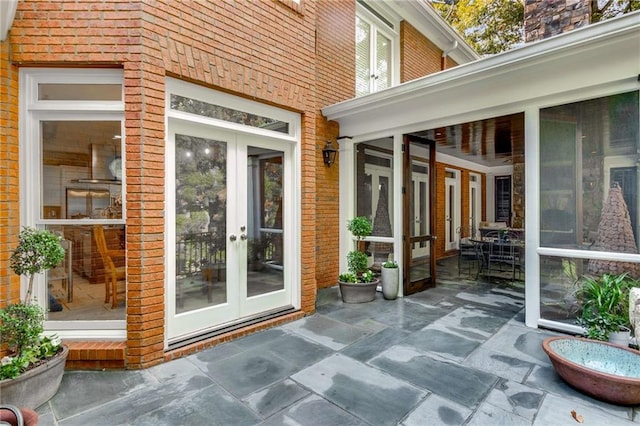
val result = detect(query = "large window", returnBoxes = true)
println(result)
[539,91,640,327]
[20,69,126,335]
[355,2,396,97]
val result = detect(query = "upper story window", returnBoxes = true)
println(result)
[356,1,398,97]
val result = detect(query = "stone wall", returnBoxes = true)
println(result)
[524,0,590,42]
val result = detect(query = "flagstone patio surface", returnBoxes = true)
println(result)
[36,260,639,425]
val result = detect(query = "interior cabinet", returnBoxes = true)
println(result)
[66,226,125,284]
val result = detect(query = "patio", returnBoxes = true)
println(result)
[36,257,638,425]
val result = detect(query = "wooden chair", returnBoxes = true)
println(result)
[93,225,125,308]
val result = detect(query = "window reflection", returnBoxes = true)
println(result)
[45,225,126,320]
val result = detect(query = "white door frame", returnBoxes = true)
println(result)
[469,173,481,239]
[445,169,460,251]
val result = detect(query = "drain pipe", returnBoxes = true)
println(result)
[441,40,458,70]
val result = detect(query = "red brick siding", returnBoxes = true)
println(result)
[400,21,459,82]
[0,40,20,310]
[4,0,319,369]
[316,0,355,288]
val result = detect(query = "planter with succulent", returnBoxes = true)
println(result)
[338,217,379,303]
[381,260,399,300]
[0,227,69,409]
[575,272,635,346]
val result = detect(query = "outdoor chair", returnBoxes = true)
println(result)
[458,239,482,278]
[485,230,521,281]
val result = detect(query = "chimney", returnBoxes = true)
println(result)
[524,0,591,43]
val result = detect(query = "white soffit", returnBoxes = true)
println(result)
[323,11,640,137]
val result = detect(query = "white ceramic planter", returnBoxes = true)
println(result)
[608,327,631,347]
[381,267,399,300]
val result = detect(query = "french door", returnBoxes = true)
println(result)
[166,120,293,344]
[403,135,437,295]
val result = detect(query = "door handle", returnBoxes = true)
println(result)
[240,234,247,241]
[229,234,237,241]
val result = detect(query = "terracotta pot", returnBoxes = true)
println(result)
[338,280,378,303]
[542,337,640,405]
[0,345,69,409]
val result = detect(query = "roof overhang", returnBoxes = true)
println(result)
[323,11,640,138]
[389,0,479,64]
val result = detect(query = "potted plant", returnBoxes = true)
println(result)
[0,227,69,409]
[338,217,379,303]
[575,272,635,345]
[381,260,399,300]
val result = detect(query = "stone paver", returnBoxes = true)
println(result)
[39,260,640,425]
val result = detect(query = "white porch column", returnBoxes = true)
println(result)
[338,136,354,275]
[524,107,540,328]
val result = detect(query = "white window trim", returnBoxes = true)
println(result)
[19,68,126,339]
[356,2,400,95]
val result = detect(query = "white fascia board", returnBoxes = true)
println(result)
[390,0,479,63]
[323,11,640,136]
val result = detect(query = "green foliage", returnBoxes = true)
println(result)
[10,227,66,304]
[2,227,64,379]
[10,227,65,279]
[575,273,635,341]
[383,260,398,268]
[433,0,524,55]
[347,251,369,276]
[432,0,639,55]
[0,303,62,380]
[347,217,372,240]
[339,272,357,283]
[361,270,375,283]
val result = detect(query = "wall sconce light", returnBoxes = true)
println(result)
[322,140,338,167]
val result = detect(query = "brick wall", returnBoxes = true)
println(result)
[0,39,20,308]
[5,0,319,369]
[400,21,459,83]
[315,0,355,288]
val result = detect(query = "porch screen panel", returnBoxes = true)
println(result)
[539,91,640,326]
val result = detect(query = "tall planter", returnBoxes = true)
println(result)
[381,266,399,300]
[0,344,68,409]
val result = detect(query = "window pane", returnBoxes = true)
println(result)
[355,16,371,97]
[540,91,639,251]
[45,224,126,320]
[375,31,391,91]
[38,84,122,101]
[42,121,123,220]
[170,94,289,134]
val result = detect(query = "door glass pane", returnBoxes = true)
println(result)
[175,134,227,313]
[247,149,284,297]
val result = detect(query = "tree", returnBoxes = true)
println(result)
[432,0,640,55]
[432,0,524,55]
